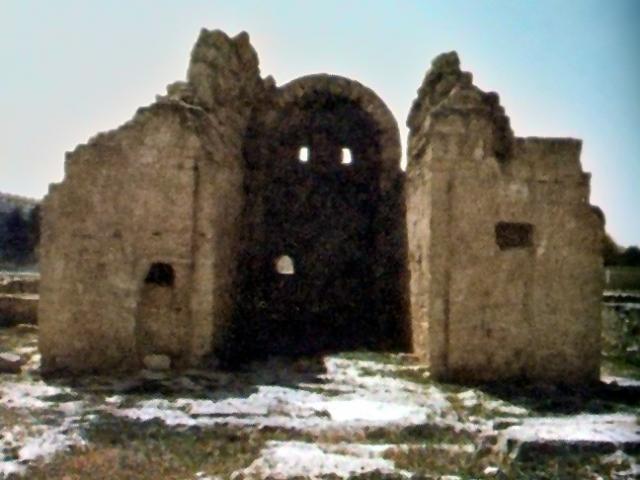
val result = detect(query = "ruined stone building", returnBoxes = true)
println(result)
[38,29,604,383]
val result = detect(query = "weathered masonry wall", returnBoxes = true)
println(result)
[39,29,604,383]
[39,29,409,374]
[39,30,261,373]
[406,53,604,383]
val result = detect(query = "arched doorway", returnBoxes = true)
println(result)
[135,262,182,362]
[227,75,409,361]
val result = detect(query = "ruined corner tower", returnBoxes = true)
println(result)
[38,30,604,383]
[406,53,604,383]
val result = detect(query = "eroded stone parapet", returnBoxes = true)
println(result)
[187,29,262,112]
[408,51,513,168]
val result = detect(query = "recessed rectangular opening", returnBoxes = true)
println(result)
[298,146,309,163]
[495,222,533,250]
[341,148,352,165]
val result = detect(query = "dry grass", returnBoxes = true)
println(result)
[0,324,37,352]
[27,419,287,480]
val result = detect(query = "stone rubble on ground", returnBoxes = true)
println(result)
[143,354,171,371]
[0,353,23,374]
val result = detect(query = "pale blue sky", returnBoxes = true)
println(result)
[1,0,638,245]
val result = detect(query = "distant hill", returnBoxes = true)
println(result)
[0,192,39,215]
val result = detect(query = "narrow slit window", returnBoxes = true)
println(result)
[495,222,533,250]
[341,148,352,165]
[144,262,175,287]
[298,146,309,163]
[275,255,295,275]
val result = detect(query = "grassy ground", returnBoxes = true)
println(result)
[27,421,278,480]
[22,412,639,480]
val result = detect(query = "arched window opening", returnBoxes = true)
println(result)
[298,146,309,163]
[144,262,175,287]
[341,148,353,165]
[275,255,295,275]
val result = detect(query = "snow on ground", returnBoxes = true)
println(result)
[602,375,640,387]
[2,345,640,478]
[500,414,640,446]
[110,357,459,434]
[230,441,412,480]
[0,381,87,477]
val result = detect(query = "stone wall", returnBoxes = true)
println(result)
[39,30,603,382]
[39,30,261,373]
[406,52,604,383]
[39,29,408,373]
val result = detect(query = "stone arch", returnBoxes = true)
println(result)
[226,74,410,362]
[135,261,182,363]
[274,74,402,182]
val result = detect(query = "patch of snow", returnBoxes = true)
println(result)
[104,395,125,405]
[0,381,73,410]
[231,441,411,479]
[1,418,85,478]
[602,375,640,387]
[113,357,455,434]
[501,414,640,445]
[115,403,197,427]
[18,421,83,461]
[603,290,640,298]
[483,400,529,416]
[0,352,538,477]
[312,398,427,424]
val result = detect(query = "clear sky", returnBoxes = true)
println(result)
[1,0,638,245]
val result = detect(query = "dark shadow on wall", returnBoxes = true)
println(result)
[221,86,409,364]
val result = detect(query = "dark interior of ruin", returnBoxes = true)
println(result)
[223,89,410,363]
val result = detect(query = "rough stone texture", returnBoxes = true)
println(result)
[39,29,262,373]
[406,52,604,383]
[39,29,408,374]
[39,33,603,383]
[0,294,38,327]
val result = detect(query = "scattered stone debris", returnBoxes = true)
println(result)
[0,353,24,374]
[142,354,171,371]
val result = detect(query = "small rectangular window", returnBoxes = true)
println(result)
[298,146,309,163]
[495,222,533,250]
[341,148,352,165]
